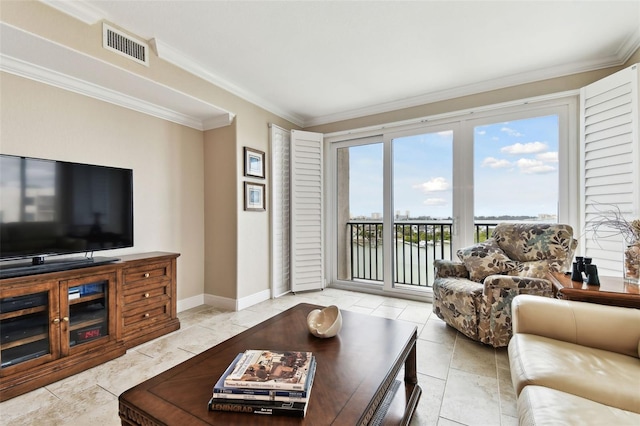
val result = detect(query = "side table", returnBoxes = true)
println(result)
[546,271,640,309]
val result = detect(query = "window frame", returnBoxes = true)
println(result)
[325,94,579,298]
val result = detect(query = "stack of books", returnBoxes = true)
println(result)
[208,349,316,418]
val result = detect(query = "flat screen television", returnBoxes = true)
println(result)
[0,154,133,269]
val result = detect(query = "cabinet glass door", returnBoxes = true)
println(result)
[67,280,108,348]
[0,290,52,368]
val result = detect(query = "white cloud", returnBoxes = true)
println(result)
[501,127,523,137]
[516,158,556,174]
[476,130,486,135]
[536,151,558,162]
[437,130,453,137]
[413,177,450,192]
[501,141,548,155]
[423,198,447,206]
[482,157,512,169]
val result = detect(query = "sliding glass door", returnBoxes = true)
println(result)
[328,98,576,298]
[334,139,384,286]
[390,128,454,289]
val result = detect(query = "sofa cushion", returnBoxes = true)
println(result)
[509,333,640,413]
[457,238,519,282]
[518,385,640,426]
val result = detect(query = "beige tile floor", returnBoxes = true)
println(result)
[0,288,518,425]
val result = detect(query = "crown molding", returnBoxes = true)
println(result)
[304,49,639,128]
[151,38,305,127]
[0,23,234,131]
[617,26,640,64]
[37,0,303,126]
[33,0,640,130]
[1,54,203,130]
[39,0,104,25]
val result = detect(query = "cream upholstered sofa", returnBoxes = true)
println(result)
[432,223,576,347]
[508,295,640,425]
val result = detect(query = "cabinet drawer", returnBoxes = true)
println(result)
[123,301,169,328]
[123,262,171,286]
[123,282,169,305]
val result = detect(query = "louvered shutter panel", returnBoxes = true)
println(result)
[270,124,291,297]
[290,130,324,292]
[580,64,639,276]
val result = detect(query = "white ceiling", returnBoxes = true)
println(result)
[12,1,640,128]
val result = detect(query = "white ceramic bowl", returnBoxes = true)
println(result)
[307,305,342,338]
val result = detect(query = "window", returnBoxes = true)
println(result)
[327,96,578,298]
[473,115,560,222]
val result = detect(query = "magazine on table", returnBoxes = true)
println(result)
[212,355,316,403]
[223,349,314,390]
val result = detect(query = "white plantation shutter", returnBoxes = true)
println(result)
[290,130,324,292]
[270,124,291,297]
[580,64,639,276]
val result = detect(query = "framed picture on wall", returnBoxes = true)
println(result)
[244,182,266,211]
[244,147,265,179]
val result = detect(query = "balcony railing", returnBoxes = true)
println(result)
[347,221,498,287]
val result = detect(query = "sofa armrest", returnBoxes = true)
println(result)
[512,294,640,358]
[434,259,469,278]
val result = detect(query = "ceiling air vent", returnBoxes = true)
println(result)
[102,23,149,66]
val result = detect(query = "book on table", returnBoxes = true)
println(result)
[208,398,311,417]
[208,350,316,417]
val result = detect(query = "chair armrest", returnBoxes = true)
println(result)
[511,294,640,358]
[434,259,469,278]
[476,276,553,347]
[483,275,553,294]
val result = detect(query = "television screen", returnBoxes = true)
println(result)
[0,155,133,261]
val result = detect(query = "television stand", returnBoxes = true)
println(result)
[0,252,180,401]
[0,256,120,279]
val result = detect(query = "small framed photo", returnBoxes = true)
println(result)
[244,182,266,211]
[244,147,265,179]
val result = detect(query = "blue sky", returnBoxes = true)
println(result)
[347,114,559,219]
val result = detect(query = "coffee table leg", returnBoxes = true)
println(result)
[404,334,418,385]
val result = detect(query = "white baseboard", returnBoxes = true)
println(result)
[181,289,272,312]
[237,289,271,311]
[203,293,237,311]
[176,294,204,313]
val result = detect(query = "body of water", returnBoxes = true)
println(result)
[350,241,452,286]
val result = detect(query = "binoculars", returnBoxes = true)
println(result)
[571,256,600,285]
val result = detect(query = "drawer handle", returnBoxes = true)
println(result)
[144,273,150,278]
[144,313,150,318]
[144,293,150,298]
[53,318,60,324]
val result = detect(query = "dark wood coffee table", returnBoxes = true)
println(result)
[547,271,640,308]
[118,303,422,425]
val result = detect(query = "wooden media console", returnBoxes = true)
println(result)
[0,252,180,401]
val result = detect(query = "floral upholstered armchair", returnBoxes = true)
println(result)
[432,223,577,347]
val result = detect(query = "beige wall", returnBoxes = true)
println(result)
[235,105,298,299]
[204,122,237,299]
[0,73,205,302]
